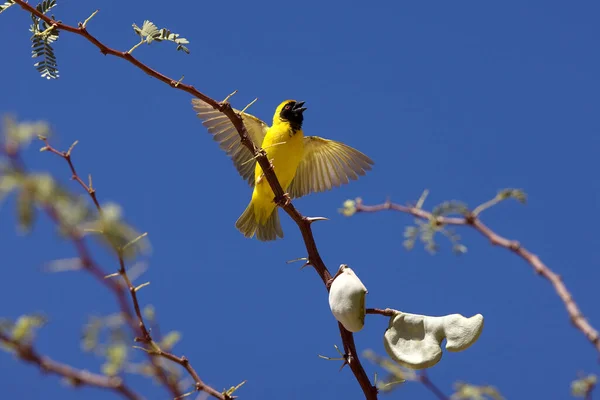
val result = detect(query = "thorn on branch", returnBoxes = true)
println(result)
[257,148,268,160]
[221,90,237,104]
[222,380,246,399]
[416,189,429,209]
[339,358,350,371]
[65,140,78,156]
[240,145,283,167]
[318,344,350,372]
[317,352,344,359]
[286,257,308,264]
[305,216,329,224]
[318,343,347,364]
[122,232,148,252]
[134,281,150,292]
[80,9,99,29]
[132,345,153,354]
[171,75,184,87]
[174,390,195,400]
[239,97,258,115]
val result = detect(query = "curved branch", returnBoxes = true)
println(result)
[355,199,600,355]
[0,331,140,400]
[3,147,184,398]
[38,139,226,400]
[11,1,376,397]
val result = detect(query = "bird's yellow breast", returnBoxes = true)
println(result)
[251,122,304,223]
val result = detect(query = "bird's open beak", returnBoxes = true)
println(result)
[293,101,307,113]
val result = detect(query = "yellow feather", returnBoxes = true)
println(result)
[251,101,305,225]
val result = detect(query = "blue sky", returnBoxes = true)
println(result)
[1,1,599,399]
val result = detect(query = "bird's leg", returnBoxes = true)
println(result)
[275,193,291,208]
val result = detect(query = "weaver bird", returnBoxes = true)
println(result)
[192,98,374,241]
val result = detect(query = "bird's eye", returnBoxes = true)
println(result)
[284,105,291,110]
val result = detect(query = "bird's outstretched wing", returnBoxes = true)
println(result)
[192,98,269,186]
[287,136,374,199]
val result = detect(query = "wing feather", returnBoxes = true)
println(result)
[322,144,345,186]
[191,98,268,186]
[332,143,360,180]
[287,136,374,199]
[318,151,332,191]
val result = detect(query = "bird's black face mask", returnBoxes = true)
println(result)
[280,101,307,129]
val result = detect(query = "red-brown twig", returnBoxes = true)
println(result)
[40,139,101,211]
[365,308,394,317]
[2,146,183,398]
[11,1,377,397]
[38,140,226,399]
[0,331,140,400]
[355,198,600,355]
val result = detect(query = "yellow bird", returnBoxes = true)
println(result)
[191,98,374,241]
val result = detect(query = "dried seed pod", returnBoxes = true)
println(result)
[383,310,484,369]
[328,265,367,332]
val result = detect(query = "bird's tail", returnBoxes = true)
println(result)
[235,202,284,241]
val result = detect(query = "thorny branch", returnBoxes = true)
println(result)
[40,138,101,211]
[2,146,184,398]
[37,140,227,400]
[0,330,140,400]
[355,198,600,355]
[10,0,377,397]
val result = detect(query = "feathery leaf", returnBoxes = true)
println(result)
[29,0,59,79]
[0,1,15,14]
[131,20,190,54]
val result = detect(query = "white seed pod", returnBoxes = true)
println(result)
[328,265,368,332]
[383,310,484,369]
